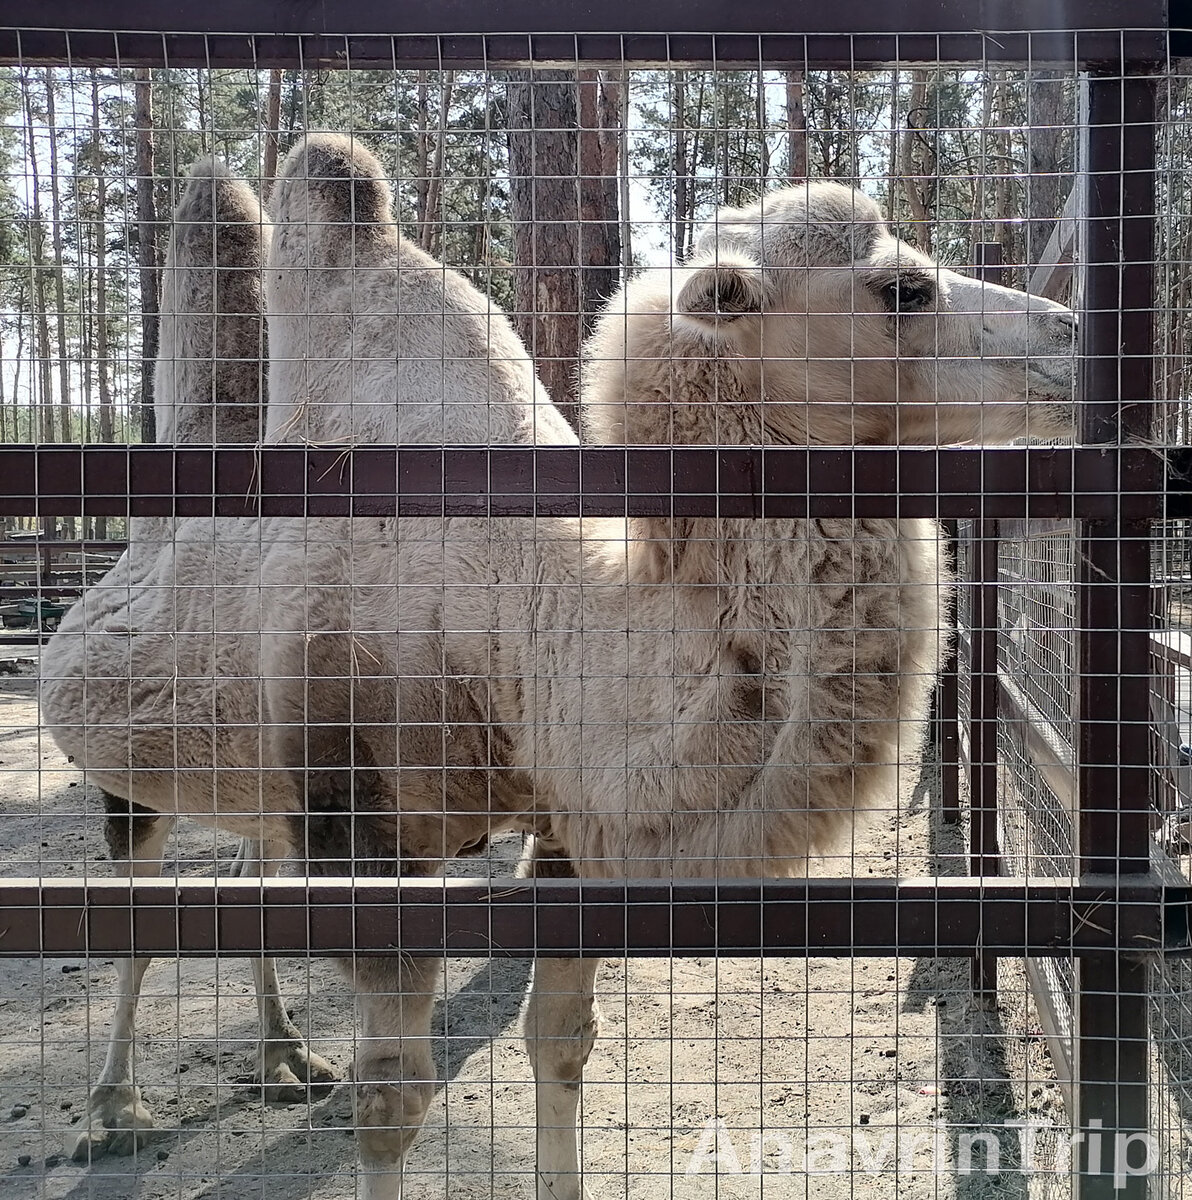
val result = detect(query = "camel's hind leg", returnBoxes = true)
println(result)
[228,837,338,1100]
[521,838,600,1200]
[72,795,175,1160]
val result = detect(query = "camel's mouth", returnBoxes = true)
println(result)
[1026,362,1078,405]
[1022,396,1078,441]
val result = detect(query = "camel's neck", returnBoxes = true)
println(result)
[597,513,919,597]
[614,516,779,588]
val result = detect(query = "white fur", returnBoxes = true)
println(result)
[42,141,1076,1193]
[61,155,338,1164]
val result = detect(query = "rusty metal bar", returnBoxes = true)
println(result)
[0,445,1165,520]
[0,4,1168,69]
[0,876,1174,959]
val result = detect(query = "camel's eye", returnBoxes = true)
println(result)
[874,272,935,314]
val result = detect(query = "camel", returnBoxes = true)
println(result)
[41,134,1076,1199]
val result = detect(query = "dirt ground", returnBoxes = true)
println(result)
[0,660,1078,1200]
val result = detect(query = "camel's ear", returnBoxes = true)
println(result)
[676,260,764,325]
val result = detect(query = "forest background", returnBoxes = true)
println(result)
[0,65,1184,537]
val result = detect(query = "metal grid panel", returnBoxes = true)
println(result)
[998,521,1077,753]
[0,10,1178,1200]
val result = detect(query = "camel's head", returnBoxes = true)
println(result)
[667,181,1076,446]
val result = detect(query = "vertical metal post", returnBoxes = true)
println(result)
[969,243,1004,1003]
[39,513,55,587]
[937,517,961,825]
[1072,69,1158,1200]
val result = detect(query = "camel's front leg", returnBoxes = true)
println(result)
[72,798,175,1160]
[525,957,601,1200]
[348,956,442,1200]
[520,836,600,1200]
[229,837,339,1100]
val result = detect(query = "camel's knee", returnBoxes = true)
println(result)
[525,1007,600,1083]
[101,792,171,869]
[354,1062,435,1168]
[524,969,601,1082]
[346,955,440,1173]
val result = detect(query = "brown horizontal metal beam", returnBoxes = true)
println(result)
[0,445,1166,520]
[0,539,126,556]
[0,2,1168,67]
[0,876,1174,959]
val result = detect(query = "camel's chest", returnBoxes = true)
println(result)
[580,527,940,780]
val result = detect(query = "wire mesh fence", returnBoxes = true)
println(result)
[0,4,1184,1199]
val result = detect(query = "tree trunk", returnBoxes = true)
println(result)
[9,287,25,442]
[262,68,283,201]
[21,75,55,442]
[92,74,113,535]
[506,70,584,421]
[414,73,431,238]
[993,78,1014,270]
[974,70,995,240]
[817,73,839,176]
[685,75,707,256]
[610,70,633,270]
[283,71,302,136]
[0,320,6,443]
[885,70,901,220]
[196,70,209,153]
[756,70,771,183]
[577,69,621,336]
[467,131,493,291]
[673,72,689,262]
[91,76,113,447]
[595,69,630,271]
[421,73,455,256]
[81,259,93,443]
[1026,69,1070,267]
[785,70,808,181]
[44,70,72,446]
[900,70,935,253]
[135,68,159,443]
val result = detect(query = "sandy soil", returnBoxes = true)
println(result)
[0,664,1074,1200]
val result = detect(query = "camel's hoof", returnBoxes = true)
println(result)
[259,1042,338,1104]
[70,1085,154,1160]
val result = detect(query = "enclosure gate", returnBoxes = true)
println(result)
[0,4,1183,1198]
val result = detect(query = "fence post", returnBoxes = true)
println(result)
[1072,67,1159,1200]
[936,517,962,826]
[969,242,1005,1004]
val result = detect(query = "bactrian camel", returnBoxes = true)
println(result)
[42,133,1076,1199]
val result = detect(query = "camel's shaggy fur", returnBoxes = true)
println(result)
[60,156,338,1162]
[41,135,1076,1199]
